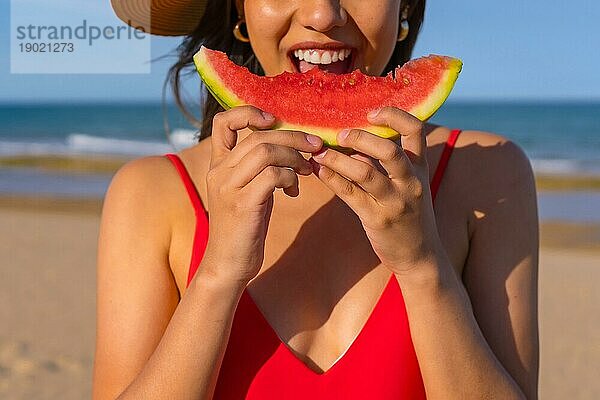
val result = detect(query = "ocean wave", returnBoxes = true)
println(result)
[170,129,200,148]
[0,130,199,157]
[530,159,600,176]
[2,133,600,177]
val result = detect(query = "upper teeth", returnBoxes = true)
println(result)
[293,49,352,64]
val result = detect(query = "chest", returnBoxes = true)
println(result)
[168,156,470,294]
[211,269,427,398]
[169,179,469,373]
[167,135,471,375]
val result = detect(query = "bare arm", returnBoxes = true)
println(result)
[114,267,247,400]
[92,156,246,400]
[396,137,539,399]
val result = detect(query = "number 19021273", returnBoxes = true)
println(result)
[19,42,74,53]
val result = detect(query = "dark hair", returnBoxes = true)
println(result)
[167,0,426,143]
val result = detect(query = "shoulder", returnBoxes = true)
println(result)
[111,154,178,184]
[427,126,534,197]
[100,155,182,248]
[454,129,527,160]
[101,143,211,240]
[97,137,211,244]
[105,154,181,213]
[449,129,537,234]
[451,129,534,189]
[98,146,213,292]
[105,137,213,219]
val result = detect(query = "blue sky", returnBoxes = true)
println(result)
[1,0,599,103]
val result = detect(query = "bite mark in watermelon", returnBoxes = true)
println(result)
[193,46,462,148]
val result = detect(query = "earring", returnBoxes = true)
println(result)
[233,17,250,43]
[397,7,409,42]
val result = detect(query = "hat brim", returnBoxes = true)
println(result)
[111,0,208,36]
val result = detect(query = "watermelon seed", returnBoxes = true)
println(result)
[403,77,411,85]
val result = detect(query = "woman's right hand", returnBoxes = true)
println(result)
[201,106,323,286]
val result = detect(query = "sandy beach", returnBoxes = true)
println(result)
[2,3,598,392]
[1,190,599,399]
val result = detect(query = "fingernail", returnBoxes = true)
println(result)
[262,111,274,120]
[313,149,327,160]
[306,134,321,147]
[368,108,381,119]
[338,129,350,142]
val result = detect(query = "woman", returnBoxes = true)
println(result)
[94,0,539,398]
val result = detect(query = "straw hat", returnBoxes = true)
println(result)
[111,0,209,36]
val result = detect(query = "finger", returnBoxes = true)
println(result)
[309,158,373,213]
[367,107,427,166]
[312,148,390,198]
[224,129,322,167]
[349,152,387,175]
[336,128,413,180]
[210,106,276,166]
[232,143,313,188]
[244,166,299,201]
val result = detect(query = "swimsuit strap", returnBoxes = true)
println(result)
[430,129,462,203]
[164,153,209,286]
[164,153,207,216]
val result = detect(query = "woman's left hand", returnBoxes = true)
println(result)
[310,107,443,274]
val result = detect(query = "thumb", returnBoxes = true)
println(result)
[210,106,276,166]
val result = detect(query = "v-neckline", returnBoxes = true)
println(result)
[241,272,397,376]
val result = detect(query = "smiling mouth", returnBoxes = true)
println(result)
[289,48,354,74]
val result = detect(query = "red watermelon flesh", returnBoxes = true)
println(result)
[194,46,462,147]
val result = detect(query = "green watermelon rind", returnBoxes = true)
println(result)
[194,48,244,110]
[411,57,463,121]
[193,46,462,148]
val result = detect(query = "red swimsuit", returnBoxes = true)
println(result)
[164,129,461,399]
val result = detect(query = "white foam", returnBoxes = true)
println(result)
[531,159,583,175]
[0,129,199,157]
[0,140,70,156]
[169,129,199,150]
[66,133,175,155]
[531,158,600,176]
[2,134,600,177]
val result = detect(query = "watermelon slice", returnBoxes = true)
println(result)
[193,46,462,148]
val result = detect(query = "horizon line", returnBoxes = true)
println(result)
[2,97,600,107]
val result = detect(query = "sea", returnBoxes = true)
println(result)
[1,101,599,221]
[2,101,599,174]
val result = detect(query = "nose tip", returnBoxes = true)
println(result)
[300,1,348,32]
